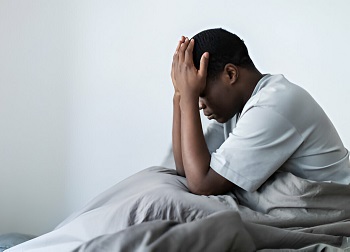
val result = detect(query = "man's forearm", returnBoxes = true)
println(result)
[172,94,185,176]
[180,94,211,191]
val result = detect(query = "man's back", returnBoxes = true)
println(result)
[207,74,350,191]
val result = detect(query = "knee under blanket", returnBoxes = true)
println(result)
[7,167,350,251]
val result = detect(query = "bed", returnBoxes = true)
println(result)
[5,166,350,251]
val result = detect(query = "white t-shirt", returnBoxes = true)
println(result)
[207,74,350,192]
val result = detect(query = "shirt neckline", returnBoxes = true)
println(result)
[250,74,272,98]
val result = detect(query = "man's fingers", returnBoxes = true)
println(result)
[174,36,185,55]
[199,52,209,77]
[178,37,190,62]
[184,39,195,64]
[172,36,186,67]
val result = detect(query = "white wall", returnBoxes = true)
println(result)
[1,0,349,236]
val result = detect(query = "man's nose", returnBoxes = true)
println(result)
[199,98,206,110]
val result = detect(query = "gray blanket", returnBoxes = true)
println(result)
[8,167,350,251]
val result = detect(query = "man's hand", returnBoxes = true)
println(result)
[171,36,185,95]
[171,37,209,98]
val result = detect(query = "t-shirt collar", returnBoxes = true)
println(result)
[250,74,272,98]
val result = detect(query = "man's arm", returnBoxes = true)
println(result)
[172,93,185,176]
[171,37,186,176]
[172,38,234,195]
[180,88,234,195]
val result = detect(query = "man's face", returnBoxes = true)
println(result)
[199,73,242,123]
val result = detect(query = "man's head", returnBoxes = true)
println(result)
[192,28,261,123]
[192,28,255,81]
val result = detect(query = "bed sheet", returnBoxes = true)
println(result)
[7,167,350,251]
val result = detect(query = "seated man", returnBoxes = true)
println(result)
[171,28,350,195]
[6,28,350,252]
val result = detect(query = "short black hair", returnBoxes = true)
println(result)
[192,28,254,80]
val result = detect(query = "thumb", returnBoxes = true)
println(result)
[199,52,209,77]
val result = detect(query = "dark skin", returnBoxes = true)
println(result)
[171,36,264,195]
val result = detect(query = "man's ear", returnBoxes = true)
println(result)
[224,63,239,85]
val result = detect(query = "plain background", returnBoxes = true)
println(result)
[1,0,349,236]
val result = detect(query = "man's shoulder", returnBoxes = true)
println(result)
[240,74,322,131]
[259,74,307,97]
[249,74,313,110]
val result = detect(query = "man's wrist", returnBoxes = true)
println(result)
[179,93,199,111]
[173,93,181,104]
[173,91,180,98]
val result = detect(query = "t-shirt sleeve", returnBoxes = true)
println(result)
[210,106,303,192]
[204,121,225,154]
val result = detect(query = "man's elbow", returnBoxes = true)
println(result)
[187,173,234,196]
[176,170,186,177]
[187,182,215,196]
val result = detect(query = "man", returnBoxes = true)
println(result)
[5,28,350,252]
[171,28,350,195]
